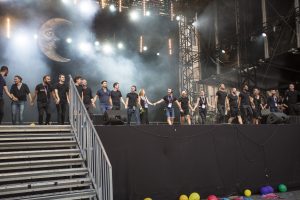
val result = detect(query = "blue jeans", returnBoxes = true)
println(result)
[11,101,25,125]
[127,107,140,125]
[99,103,111,114]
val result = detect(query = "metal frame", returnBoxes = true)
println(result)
[178,15,200,102]
[69,76,113,200]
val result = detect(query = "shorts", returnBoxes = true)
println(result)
[165,107,175,118]
[230,107,240,117]
[180,109,190,117]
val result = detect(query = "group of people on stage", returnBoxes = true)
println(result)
[0,65,299,126]
[214,83,300,125]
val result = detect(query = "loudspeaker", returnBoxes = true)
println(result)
[104,110,127,125]
[92,114,105,125]
[267,112,290,124]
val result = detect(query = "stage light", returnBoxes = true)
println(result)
[61,0,70,4]
[143,46,148,51]
[117,42,124,49]
[109,4,116,12]
[103,43,113,54]
[78,0,98,18]
[66,38,72,43]
[78,42,92,53]
[6,17,10,39]
[129,11,140,21]
[176,16,181,21]
[145,11,151,16]
[95,41,100,46]
[156,52,160,56]
[262,33,267,37]
[221,49,226,54]
[13,34,30,47]
[33,34,38,40]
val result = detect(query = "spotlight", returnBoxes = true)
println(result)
[13,33,30,47]
[262,33,267,37]
[129,11,140,21]
[94,41,100,46]
[221,50,226,54]
[61,0,70,4]
[78,42,92,53]
[109,4,116,12]
[103,43,113,54]
[117,42,124,49]
[66,38,72,43]
[156,52,160,56]
[176,16,180,21]
[143,46,148,51]
[33,34,38,40]
[145,11,151,16]
[78,0,98,18]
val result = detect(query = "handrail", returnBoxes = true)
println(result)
[69,75,113,200]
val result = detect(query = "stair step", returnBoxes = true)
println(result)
[0,125,72,133]
[0,168,88,182]
[0,178,92,196]
[1,189,96,200]
[0,133,73,137]
[0,136,74,142]
[0,141,77,150]
[0,149,81,160]
[0,158,83,171]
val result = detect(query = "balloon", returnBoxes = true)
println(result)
[179,194,189,200]
[244,189,252,197]
[207,195,218,200]
[144,198,152,200]
[278,184,287,192]
[260,186,269,195]
[189,192,200,200]
[266,186,274,193]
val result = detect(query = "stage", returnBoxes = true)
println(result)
[96,124,300,200]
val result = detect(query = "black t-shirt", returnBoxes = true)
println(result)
[76,85,83,97]
[35,83,53,103]
[54,83,69,103]
[227,93,238,108]
[111,90,122,107]
[163,95,177,108]
[178,96,189,110]
[285,90,299,105]
[10,83,30,101]
[239,91,250,106]
[216,90,227,106]
[253,95,262,109]
[83,87,93,105]
[126,92,138,108]
[0,74,6,98]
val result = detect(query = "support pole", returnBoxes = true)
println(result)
[262,0,270,59]
[295,0,300,48]
[214,0,220,74]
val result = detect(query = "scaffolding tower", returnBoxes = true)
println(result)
[178,15,201,102]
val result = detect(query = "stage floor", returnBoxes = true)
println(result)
[96,124,300,200]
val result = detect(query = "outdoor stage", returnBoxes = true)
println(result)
[96,124,300,200]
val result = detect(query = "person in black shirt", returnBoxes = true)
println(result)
[154,88,183,125]
[110,82,125,110]
[73,76,83,100]
[226,88,243,124]
[54,74,69,125]
[266,89,279,113]
[0,66,17,124]
[178,91,193,125]
[252,88,263,124]
[215,84,227,123]
[238,85,253,124]
[10,75,32,125]
[284,84,300,115]
[82,79,93,115]
[125,85,140,125]
[139,88,154,124]
[32,75,57,125]
[193,90,212,124]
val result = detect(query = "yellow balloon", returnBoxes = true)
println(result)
[144,198,152,200]
[189,192,200,200]
[179,194,189,200]
[244,189,252,197]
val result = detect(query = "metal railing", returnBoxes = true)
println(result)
[69,76,113,200]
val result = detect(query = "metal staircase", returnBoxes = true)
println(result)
[0,125,97,200]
